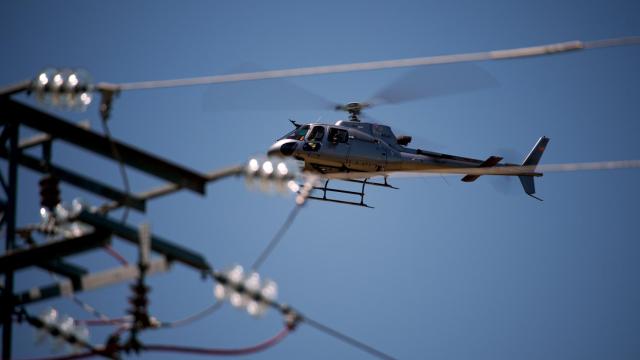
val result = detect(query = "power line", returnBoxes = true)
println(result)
[301,315,397,360]
[99,118,131,223]
[250,177,317,270]
[57,241,128,321]
[157,301,223,329]
[74,298,223,329]
[47,267,114,323]
[69,295,111,321]
[75,302,224,328]
[143,325,290,356]
[251,204,303,271]
[96,36,640,92]
[75,317,129,326]
[15,325,291,360]
[207,269,397,360]
[102,244,128,266]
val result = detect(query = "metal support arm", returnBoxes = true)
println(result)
[0,230,111,273]
[15,257,170,305]
[75,211,212,272]
[0,99,208,194]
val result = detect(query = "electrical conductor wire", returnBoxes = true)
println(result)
[15,325,291,360]
[143,325,290,356]
[158,300,224,329]
[75,300,223,329]
[99,118,131,224]
[251,204,302,271]
[96,36,640,92]
[301,315,397,360]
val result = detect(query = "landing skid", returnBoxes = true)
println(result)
[304,177,397,208]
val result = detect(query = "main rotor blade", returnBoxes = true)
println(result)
[319,159,640,181]
[97,36,640,92]
[202,65,337,112]
[368,63,498,106]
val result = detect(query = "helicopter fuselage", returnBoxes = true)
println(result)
[268,120,516,175]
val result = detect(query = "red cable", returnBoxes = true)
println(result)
[144,326,290,356]
[76,318,129,326]
[102,245,128,265]
[15,352,97,360]
[16,326,291,360]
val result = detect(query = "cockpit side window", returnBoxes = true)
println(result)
[283,125,310,141]
[307,126,325,142]
[328,128,348,143]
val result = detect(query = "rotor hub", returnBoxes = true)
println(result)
[334,102,370,122]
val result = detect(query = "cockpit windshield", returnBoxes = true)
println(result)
[281,125,310,141]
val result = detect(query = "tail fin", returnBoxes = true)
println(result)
[518,136,550,201]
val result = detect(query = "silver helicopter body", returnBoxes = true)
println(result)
[268,104,549,205]
[270,119,546,175]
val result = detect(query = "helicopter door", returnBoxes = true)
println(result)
[347,136,382,172]
[302,125,325,160]
[326,127,350,168]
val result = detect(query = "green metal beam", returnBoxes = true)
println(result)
[75,211,211,272]
[0,231,110,273]
[0,98,208,194]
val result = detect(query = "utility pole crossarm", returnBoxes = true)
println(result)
[14,257,170,305]
[0,147,146,211]
[75,210,212,272]
[0,98,209,194]
[0,230,111,273]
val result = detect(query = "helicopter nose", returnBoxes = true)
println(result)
[267,140,298,157]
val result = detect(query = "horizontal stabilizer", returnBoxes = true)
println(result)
[461,156,503,182]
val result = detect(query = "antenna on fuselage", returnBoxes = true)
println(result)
[288,119,301,128]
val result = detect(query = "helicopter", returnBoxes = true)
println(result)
[267,100,549,207]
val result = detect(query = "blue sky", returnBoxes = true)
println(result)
[2,1,640,359]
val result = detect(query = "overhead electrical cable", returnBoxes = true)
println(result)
[15,325,290,360]
[143,325,290,356]
[102,244,128,266]
[157,300,224,329]
[301,315,397,360]
[206,268,397,360]
[99,118,131,224]
[251,204,303,271]
[96,36,640,92]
